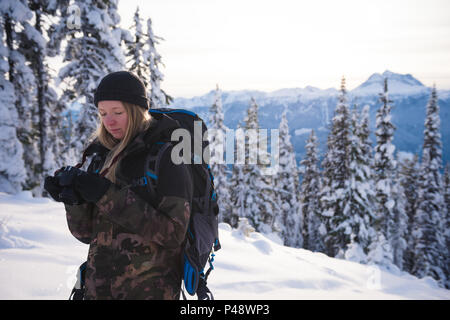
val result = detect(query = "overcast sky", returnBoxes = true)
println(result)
[117,0,450,98]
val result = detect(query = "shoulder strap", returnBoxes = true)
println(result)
[68,261,87,300]
[73,141,109,170]
[130,141,172,204]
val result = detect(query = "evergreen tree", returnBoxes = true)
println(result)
[413,86,447,286]
[445,164,450,220]
[243,98,277,234]
[229,123,246,228]
[260,173,282,237]
[126,6,149,87]
[345,234,367,264]
[398,153,419,273]
[444,163,450,288]
[208,85,232,224]
[46,0,70,57]
[367,232,394,268]
[0,14,26,193]
[370,78,395,265]
[145,18,172,108]
[23,0,61,194]
[1,0,41,193]
[229,99,279,234]
[391,165,408,270]
[319,77,351,257]
[345,104,377,257]
[299,129,323,252]
[52,0,126,156]
[276,110,302,248]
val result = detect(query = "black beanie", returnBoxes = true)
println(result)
[94,71,149,109]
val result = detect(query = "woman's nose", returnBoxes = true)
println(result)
[103,115,116,126]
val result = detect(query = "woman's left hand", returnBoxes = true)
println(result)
[67,167,112,203]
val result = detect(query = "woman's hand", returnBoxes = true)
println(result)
[70,168,112,203]
[44,168,85,205]
[44,166,111,204]
[44,175,64,201]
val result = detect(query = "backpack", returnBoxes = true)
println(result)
[69,108,221,300]
[69,261,87,300]
[146,108,221,300]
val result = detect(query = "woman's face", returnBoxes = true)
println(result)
[98,100,128,140]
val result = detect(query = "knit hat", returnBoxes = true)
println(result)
[94,71,149,109]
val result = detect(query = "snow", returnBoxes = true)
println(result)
[0,0,32,22]
[0,192,449,300]
[397,151,415,162]
[295,128,312,136]
[352,70,428,96]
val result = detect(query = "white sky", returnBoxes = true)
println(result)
[117,0,450,98]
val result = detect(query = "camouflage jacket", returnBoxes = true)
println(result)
[65,116,193,300]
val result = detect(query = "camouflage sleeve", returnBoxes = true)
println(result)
[96,155,193,249]
[65,202,94,244]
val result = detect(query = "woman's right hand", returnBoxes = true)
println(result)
[44,169,86,205]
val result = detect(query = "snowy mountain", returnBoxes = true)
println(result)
[0,191,449,299]
[352,70,428,96]
[168,71,450,165]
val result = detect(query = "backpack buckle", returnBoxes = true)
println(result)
[139,176,148,186]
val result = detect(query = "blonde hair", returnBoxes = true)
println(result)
[92,102,151,183]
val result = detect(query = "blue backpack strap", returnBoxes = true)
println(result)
[69,261,87,300]
[153,142,172,180]
[149,108,198,118]
[129,141,172,205]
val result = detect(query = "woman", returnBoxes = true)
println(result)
[44,71,193,299]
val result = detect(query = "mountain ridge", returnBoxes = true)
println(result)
[171,70,441,109]
[168,71,450,165]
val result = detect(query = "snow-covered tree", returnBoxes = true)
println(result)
[23,0,62,194]
[229,123,247,228]
[276,110,302,248]
[229,99,279,235]
[52,0,126,156]
[390,167,408,270]
[345,104,377,255]
[371,78,396,265]
[345,234,367,264]
[299,129,323,252]
[444,163,450,288]
[413,86,447,287]
[319,77,351,257]
[445,163,450,221]
[398,153,420,273]
[259,174,282,237]
[126,6,149,87]
[1,0,41,193]
[208,85,232,224]
[145,17,171,108]
[243,98,278,234]
[46,0,70,57]
[367,232,394,268]
[124,12,170,108]
[0,15,26,193]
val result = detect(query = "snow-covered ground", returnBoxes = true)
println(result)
[0,192,449,300]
